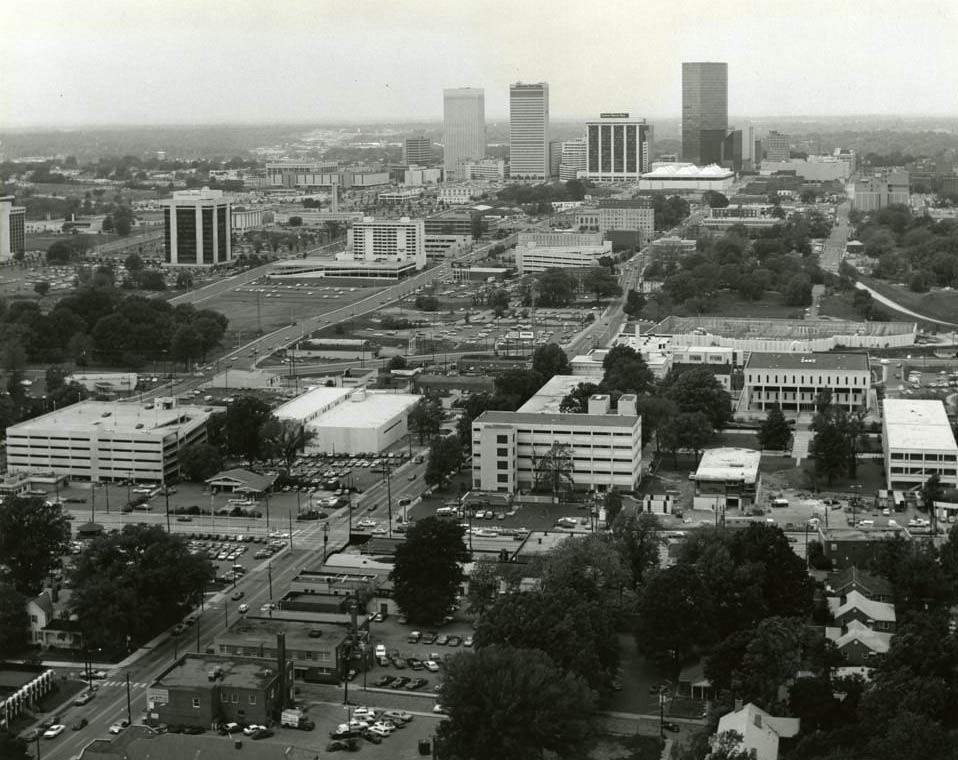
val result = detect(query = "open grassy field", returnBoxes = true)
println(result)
[861,277,958,325]
[818,292,863,321]
[642,291,806,321]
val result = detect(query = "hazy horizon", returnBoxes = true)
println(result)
[3,0,957,129]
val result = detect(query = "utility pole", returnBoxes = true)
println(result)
[288,510,293,552]
[164,486,171,534]
[126,673,133,725]
[385,460,393,539]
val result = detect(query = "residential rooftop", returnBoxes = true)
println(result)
[827,590,897,622]
[745,352,869,372]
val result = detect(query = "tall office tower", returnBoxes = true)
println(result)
[722,124,756,172]
[559,138,587,181]
[161,189,232,266]
[764,130,791,162]
[443,88,486,181]
[403,136,433,166]
[682,62,728,165]
[509,82,550,180]
[584,113,653,181]
[0,196,25,262]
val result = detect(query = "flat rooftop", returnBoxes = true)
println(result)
[476,409,638,429]
[274,386,351,421]
[311,392,419,430]
[654,315,915,339]
[215,619,344,650]
[6,400,208,436]
[155,655,278,691]
[694,447,761,483]
[746,352,869,372]
[518,374,586,414]
[883,399,958,452]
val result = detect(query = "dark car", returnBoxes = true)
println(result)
[663,721,681,733]
[251,728,274,740]
[362,730,383,744]
[231,591,245,601]
[391,676,410,689]
[72,718,88,731]
[447,635,462,647]
[374,675,395,687]
[391,656,407,670]
[422,632,437,645]
[407,677,429,690]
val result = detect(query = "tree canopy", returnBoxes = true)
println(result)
[531,343,571,381]
[390,517,468,625]
[69,524,213,649]
[436,645,595,760]
[0,496,71,595]
[223,396,274,466]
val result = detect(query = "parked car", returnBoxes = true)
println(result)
[390,676,410,689]
[43,725,66,739]
[663,721,681,733]
[108,721,128,734]
[383,710,413,725]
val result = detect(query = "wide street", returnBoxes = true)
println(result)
[821,199,851,274]
[38,454,430,760]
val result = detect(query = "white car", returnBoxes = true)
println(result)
[424,660,439,672]
[372,720,396,732]
[43,725,66,739]
[238,603,249,613]
[352,706,376,720]
[368,724,391,737]
[108,722,128,734]
[243,724,267,735]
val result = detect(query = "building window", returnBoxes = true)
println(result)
[192,698,200,709]
[497,461,509,470]
[496,435,508,444]
[496,448,508,457]
[497,474,509,483]
[249,695,257,705]
[232,694,239,703]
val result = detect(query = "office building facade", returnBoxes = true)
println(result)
[509,82,550,180]
[682,62,728,165]
[597,199,655,247]
[443,88,486,181]
[853,171,910,212]
[559,139,587,181]
[764,130,790,162]
[162,189,232,266]
[0,196,26,262]
[882,399,958,489]
[743,352,870,415]
[403,136,433,166]
[583,114,652,181]
[349,216,426,269]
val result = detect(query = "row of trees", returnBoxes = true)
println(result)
[520,266,621,308]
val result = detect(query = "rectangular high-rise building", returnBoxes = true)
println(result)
[443,88,486,181]
[682,62,728,165]
[0,196,25,262]
[161,189,232,267]
[559,138,587,181]
[403,136,433,166]
[584,113,652,181]
[764,130,790,162]
[349,216,426,270]
[509,82,550,181]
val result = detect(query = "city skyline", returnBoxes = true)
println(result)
[2,0,958,128]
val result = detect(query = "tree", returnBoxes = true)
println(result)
[415,295,440,311]
[703,190,730,208]
[0,496,71,596]
[535,268,577,307]
[408,397,443,444]
[559,382,600,413]
[69,525,214,649]
[124,253,144,273]
[34,280,51,297]
[178,442,224,482]
[757,406,792,451]
[388,355,407,371]
[137,270,167,290]
[487,288,509,317]
[658,411,714,466]
[170,324,202,369]
[45,364,69,394]
[614,511,663,589]
[101,214,114,233]
[603,488,623,525]
[425,434,462,490]
[492,369,543,411]
[113,205,135,236]
[0,735,32,760]
[783,273,813,306]
[288,216,303,227]
[531,343,571,381]
[533,443,575,503]
[465,557,501,617]
[261,419,316,473]
[436,645,595,760]
[224,396,274,466]
[537,533,628,603]
[476,587,618,691]
[175,270,194,290]
[635,563,713,669]
[0,582,29,656]
[390,517,468,624]
[664,367,732,430]
[601,344,655,395]
[623,289,646,317]
[581,267,621,302]
[921,473,944,534]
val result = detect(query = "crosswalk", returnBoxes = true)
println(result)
[98,679,150,689]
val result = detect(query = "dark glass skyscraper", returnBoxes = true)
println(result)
[682,62,728,165]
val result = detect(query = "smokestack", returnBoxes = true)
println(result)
[276,632,288,711]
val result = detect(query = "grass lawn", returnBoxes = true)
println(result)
[642,291,806,321]
[818,292,863,321]
[860,277,958,325]
[762,458,887,497]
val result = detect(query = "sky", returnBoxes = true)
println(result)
[2,0,958,127]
